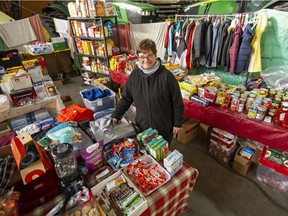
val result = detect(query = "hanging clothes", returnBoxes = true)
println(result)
[192,21,204,68]
[221,26,235,71]
[185,21,196,70]
[235,24,254,74]
[229,25,243,73]
[29,14,47,43]
[200,23,213,66]
[217,21,230,65]
[118,24,131,53]
[164,22,174,49]
[211,18,221,67]
[0,18,36,48]
[167,23,176,57]
[248,13,268,72]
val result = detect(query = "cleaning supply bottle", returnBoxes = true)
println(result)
[274,102,288,126]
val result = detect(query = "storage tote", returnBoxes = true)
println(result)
[80,84,115,113]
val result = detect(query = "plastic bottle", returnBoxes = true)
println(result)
[274,102,288,126]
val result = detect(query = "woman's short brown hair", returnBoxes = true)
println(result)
[136,39,157,56]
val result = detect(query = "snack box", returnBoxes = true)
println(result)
[147,138,169,162]
[163,149,183,176]
[123,154,171,196]
[91,170,148,216]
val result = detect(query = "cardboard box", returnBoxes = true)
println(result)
[198,122,212,141]
[11,132,53,184]
[61,95,74,107]
[164,149,183,176]
[91,170,148,216]
[175,119,199,144]
[233,146,257,176]
[0,121,11,136]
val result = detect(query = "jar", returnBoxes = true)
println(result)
[249,93,256,99]
[268,103,279,117]
[246,97,254,110]
[259,88,269,96]
[247,103,257,119]
[256,105,267,121]
[230,97,239,111]
[51,143,77,178]
[263,98,272,108]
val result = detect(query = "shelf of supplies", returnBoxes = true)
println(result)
[68,16,117,20]
[75,53,107,59]
[71,35,116,41]
[80,68,109,76]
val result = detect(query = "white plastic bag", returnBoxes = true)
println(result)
[261,65,288,91]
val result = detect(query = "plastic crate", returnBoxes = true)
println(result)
[80,84,115,113]
[256,161,288,193]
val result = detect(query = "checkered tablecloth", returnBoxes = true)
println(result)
[141,161,198,216]
[25,161,198,216]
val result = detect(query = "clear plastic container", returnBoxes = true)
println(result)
[256,162,288,193]
[51,143,77,178]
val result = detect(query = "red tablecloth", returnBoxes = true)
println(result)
[184,100,288,151]
[110,70,288,151]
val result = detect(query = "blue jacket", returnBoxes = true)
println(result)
[235,24,254,74]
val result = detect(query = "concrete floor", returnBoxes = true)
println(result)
[57,74,288,216]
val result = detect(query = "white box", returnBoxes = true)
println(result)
[164,149,183,176]
[91,170,148,216]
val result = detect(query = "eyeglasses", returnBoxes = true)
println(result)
[138,53,155,60]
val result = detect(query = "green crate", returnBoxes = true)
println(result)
[52,42,67,51]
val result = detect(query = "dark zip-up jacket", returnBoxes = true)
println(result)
[111,63,184,141]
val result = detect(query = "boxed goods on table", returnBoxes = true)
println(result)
[11,132,53,184]
[123,154,171,196]
[91,170,148,216]
[145,135,169,162]
[163,149,183,176]
[256,146,288,192]
[80,84,115,113]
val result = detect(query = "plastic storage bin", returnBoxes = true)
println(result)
[80,84,115,113]
[256,161,288,192]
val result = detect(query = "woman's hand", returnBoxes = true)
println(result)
[112,118,120,125]
[173,127,181,136]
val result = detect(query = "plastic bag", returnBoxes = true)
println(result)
[261,65,288,91]
[65,186,101,216]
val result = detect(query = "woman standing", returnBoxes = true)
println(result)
[112,39,184,144]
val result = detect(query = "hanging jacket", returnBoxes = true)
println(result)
[167,23,176,57]
[217,21,230,64]
[185,22,196,70]
[164,22,174,48]
[200,23,213,66]
[192,21,203,67]
[221,26,235,71]
[229,25,243,73]
[211,19,221,67]
[235,24,254,74]
[248,13,268,72]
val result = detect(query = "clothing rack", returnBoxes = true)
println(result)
[175,14,236,22]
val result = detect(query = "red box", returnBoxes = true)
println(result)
[15,170,61,215]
